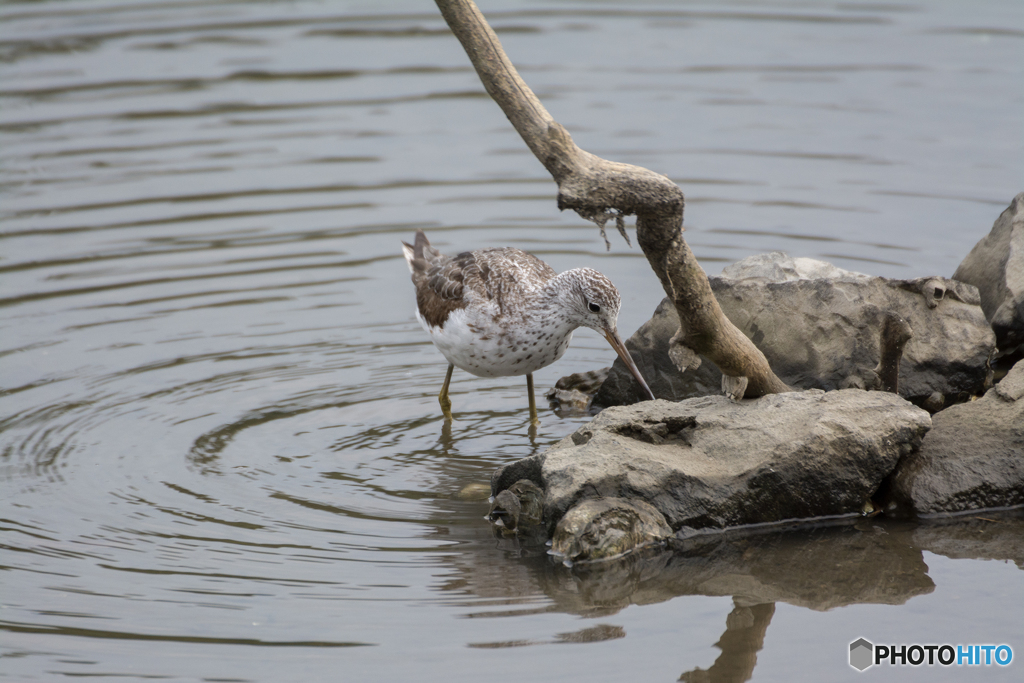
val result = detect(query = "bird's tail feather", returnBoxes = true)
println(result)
[401,230,440,275]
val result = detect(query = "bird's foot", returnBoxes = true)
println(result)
[438,364,455,421]
[438,394,454,422]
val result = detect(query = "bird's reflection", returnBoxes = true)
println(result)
[438,418,455,450]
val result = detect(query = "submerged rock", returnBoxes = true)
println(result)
[550,498,672,564]
[488,479,543,532]
[594,253,994,410]
[493,390,931,544]
[455,482,492,500]
[883,359,1024,515]
[952,192,1024,356]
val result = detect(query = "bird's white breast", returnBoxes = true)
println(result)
[416,305,574,378]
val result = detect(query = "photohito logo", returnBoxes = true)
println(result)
[849,638,1013,671]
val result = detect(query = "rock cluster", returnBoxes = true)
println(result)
[883,359,1024,515]
[494,390,931,560]
[595,254,994,411]
[502,195,1024,562]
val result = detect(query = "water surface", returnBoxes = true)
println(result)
[2,1,1022,681]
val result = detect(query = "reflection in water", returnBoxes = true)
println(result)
[446,512,1021,679]
[528,519,934,616]
[678,601,775,683]
[463,512,1020,679]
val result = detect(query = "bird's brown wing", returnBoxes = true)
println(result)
[466,248,556,316]
[403,230,556,327]
[403,231,476,328]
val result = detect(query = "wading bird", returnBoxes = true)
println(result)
[402,230,655,423]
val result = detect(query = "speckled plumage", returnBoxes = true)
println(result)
[401,230,654,422]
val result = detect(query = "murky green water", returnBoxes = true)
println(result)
[2,1,1021,681]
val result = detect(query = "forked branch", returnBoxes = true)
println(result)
[434,0,790,398]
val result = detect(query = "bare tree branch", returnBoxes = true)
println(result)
[434,0,790,398]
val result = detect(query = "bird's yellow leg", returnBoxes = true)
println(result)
[526,373,540,426]
[439,364,455,421]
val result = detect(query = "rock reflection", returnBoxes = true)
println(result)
[541,519,935,614]
[440,513,1022,678]
[911,514,1024,568]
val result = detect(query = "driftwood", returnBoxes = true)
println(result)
[434,0,790,398]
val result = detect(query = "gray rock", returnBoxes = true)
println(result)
[546,368,609,415]
[595,252,995,409]
[883,359,1024,515]
[953,192,1024,354]
[492,389,931,537]
[719,251,870,283]
[595,297,722,405]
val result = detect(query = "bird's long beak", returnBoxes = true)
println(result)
[603,328,656,401]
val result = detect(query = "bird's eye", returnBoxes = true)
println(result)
[588,302,601,313]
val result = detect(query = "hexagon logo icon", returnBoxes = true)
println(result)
[850,638,874,671]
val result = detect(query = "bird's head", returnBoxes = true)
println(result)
[556,268,655,401]
[560,268,622,334]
